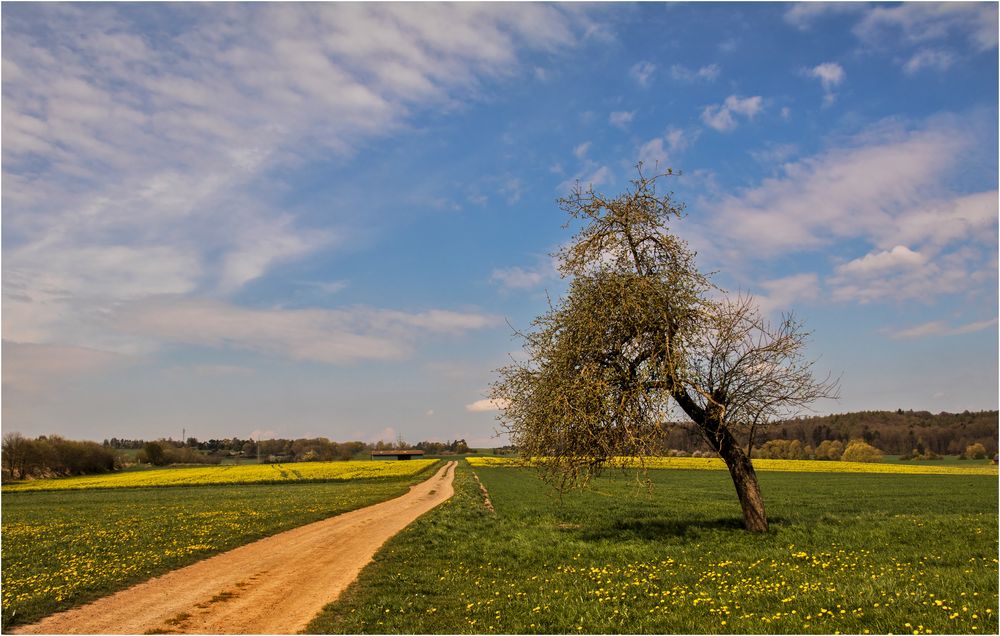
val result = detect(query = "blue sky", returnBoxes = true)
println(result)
[3,3,997,446]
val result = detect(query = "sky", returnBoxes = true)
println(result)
[2,2,998,447]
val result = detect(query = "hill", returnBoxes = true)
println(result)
[663,409,998,456]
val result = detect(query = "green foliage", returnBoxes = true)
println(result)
[493,169,834,520]
[306,463,998,635]
[1,433,118,481]
[814,439,844,461]
[766,410,998,457]
[754,439,806,460]
[964,443,988,460]
[1,476,427,629]
[494,173,709,488]
[136,441,218,466]
[841,439,884,463]
[140,442,167,466]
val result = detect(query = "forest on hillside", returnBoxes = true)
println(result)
[662,409,998,456]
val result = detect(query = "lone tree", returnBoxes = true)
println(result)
[492,168,837,532]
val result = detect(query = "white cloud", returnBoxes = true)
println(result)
[701,119,997,305]
[609,110,636,129]
[573,141,592,159]
[749,142,798,164]
[784,3,868,29]
[491,266,545,290]
[6,244,201,301]
[638,138,670,168]
[2,342,130,393]
[558,165,612,194]
[701,95,763,132]
[112,299,500,365]
[903,48,956,74]
[893,191,998,248]
[808,62,845,105]
[701,107,736,133]
[837,245,926,276]
[465,398,509,412]
[854,3,998,52]
[787,3,997,72]
[219,217,334,292]
[753,273,820,316]
[638,127,692,169]
[726,95,764,117]
[707,121,976,257]
[669,63,721,81]
[629,60,656,87]
[2,3,594,360]
[826,246,996,303]
[889,318,999,340]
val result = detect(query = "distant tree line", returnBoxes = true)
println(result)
[414,439,470,455]
[659,409,998,457]
[3,433,482,481]
[2,433,117,481]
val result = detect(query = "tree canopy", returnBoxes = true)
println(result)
[493,167,837,532]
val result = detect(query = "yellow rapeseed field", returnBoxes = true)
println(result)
[3,459,438,492]
[466,455,997,476]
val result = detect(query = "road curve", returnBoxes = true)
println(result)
[14,460,457,635]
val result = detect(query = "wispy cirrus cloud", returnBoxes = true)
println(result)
[2,3,596,373]
[491,267,546,290]
[888,318,999,340]
[2,342,131,393]
[112,299,501,365]
[785,2,997,74]
[752,273,821,317]
[903,48,956,74]
[852,3,998,52]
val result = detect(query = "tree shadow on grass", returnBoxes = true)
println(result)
[577,516,789,541]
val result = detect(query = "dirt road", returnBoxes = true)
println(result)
[14,461,457,635]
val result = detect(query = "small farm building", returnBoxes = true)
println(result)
[370,449,426,461]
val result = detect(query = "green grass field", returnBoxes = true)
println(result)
[306,462,998,634]
[0,471,433,630]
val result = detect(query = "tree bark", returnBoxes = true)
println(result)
[717,431,769,533]
[671,390,769,532]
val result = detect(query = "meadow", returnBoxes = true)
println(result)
[1,463,438,629]
[2,458,437,492]
[466,455,998,476]
[306,462,998,634]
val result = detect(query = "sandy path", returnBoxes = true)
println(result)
[14,461,456,635]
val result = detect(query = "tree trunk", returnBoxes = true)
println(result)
[718,436,769,532]
[670,391,769,532]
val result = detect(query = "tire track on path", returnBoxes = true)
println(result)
[14,461,457,635]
